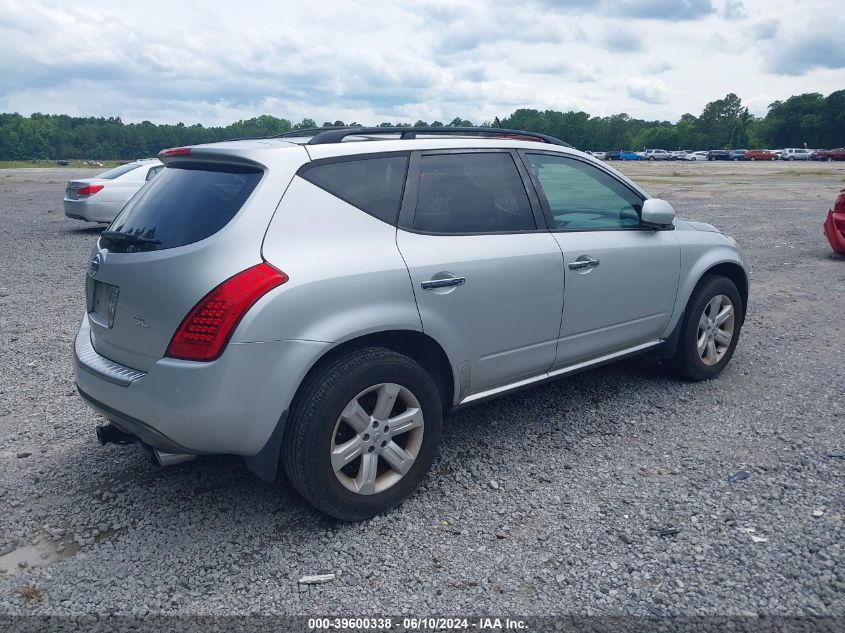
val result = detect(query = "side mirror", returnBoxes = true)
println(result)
[641,198,675,229]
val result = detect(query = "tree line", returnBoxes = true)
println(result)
[0,90,842,160]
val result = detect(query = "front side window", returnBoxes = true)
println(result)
[525,153,643,231]
[412,152,535,234]
[301,155,409,225]
[145,165,164,181]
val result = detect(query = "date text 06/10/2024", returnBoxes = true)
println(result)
[308,617,528,630]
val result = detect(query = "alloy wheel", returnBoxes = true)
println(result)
[697,294,735,366]
[330,383,425,495]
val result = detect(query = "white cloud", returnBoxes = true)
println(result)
[624,77,671,104]
[0,0,841,126]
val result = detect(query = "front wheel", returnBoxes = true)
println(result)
[669,275,743,381]
[282,347,443,521]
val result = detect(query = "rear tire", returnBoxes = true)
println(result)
[669,275,743,381]
[282,347,443,521]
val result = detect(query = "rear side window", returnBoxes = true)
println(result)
[301,156,408,225]
[412,152,535,234]
[96,163,142,180]
[103,163,262,252]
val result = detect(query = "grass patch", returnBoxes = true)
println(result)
[0,160,125,170]
[774,168,840,178]
[636,178,707,186]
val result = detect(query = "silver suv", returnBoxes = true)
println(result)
[74,127,748,520]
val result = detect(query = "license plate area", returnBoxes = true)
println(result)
[87,279,120,328]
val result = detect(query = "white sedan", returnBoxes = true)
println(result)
[684,151,709,161]
[64,159,163,223]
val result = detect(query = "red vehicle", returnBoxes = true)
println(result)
[824,189,845,255]
[811,148,845,162]
[744,149,777,161]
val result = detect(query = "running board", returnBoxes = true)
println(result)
[457,340,662,407]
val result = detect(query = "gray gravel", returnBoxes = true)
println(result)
[0,162,843,619]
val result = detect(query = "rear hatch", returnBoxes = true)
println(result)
[84,145,306,371]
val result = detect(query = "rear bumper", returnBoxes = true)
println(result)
[74,316,329,455]
[63,198,116,223]
[824,210,845,255]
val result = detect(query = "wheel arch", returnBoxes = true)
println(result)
[302,330,456,414]
[244,329,456,484]
[702,261,748,323]
[662,249,749,341]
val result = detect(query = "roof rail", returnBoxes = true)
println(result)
[275,127,346,138]
[279,126,570,147]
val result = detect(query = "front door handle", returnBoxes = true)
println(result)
[568,257,600,270]
[421,277,466,290]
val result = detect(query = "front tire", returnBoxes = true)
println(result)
[669,275,743,381]
[282,347,443,521]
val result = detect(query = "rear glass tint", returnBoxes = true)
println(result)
[301,155,408,225]
[96,163,142,180]
[102,163,262,253]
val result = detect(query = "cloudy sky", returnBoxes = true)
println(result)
[1,0,842,126]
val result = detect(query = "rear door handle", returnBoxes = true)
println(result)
[421,277,466,290]
[568,257,600,270]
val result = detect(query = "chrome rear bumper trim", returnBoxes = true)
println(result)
[74,321,146,386]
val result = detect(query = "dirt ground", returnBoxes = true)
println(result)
[0,159,843,621]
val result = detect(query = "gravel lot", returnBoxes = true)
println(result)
[0,161,843,622]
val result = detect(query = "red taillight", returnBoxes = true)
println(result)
[77,184,104,196]
[166,263,288,362]
[160,146,192,157]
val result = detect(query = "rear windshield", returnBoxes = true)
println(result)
[102,163,263,253]
[96,163,142,180]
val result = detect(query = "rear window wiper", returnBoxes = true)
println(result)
[100,230,161,245]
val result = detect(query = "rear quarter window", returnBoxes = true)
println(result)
[102,163,263,253]
[300,155,409,225]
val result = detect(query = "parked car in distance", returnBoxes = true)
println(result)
[781,148,811,161]
[685,151,709,161]
[620,150,645,160]
[643,149,672,161]
[75,126,748,520]
[744,149,777,161]
[707,150,730,161]
[823,189,845,255]
[591,151,607,160]
[729,150,747,161]
[57,159,70,166]
[671,151,690,160]
[604,150,622,161]
[64,159,164,223]
[811,148,845,162]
